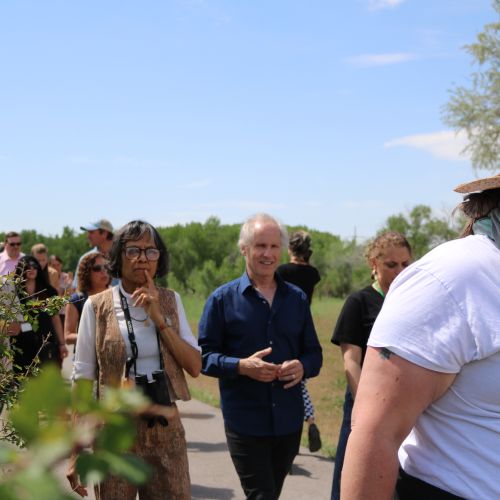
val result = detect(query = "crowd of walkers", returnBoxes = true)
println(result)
[1,171,500,499]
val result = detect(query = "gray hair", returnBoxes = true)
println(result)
[238,213,289,250]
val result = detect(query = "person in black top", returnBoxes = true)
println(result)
[330,232,412,500]
[277,230,322,452]
[11,255,68,375]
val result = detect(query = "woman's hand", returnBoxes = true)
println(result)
[66,456,88,497]
[131,270,163,326]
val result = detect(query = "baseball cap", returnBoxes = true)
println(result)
[80,219,114,234]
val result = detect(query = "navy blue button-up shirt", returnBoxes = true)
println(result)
[198,272,322,437]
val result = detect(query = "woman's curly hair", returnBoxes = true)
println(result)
[77,252,110,293]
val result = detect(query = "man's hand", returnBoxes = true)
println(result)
[277,359,304,389]
[238,347,280,382]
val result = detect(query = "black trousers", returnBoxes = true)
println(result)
[225,426,302,500]
[396,468,465,500]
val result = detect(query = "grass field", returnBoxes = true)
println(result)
[182,294,347,459]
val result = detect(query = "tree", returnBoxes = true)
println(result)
[379,205,459,258]
[443,0,500,171]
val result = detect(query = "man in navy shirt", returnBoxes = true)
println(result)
[198,213,322,499]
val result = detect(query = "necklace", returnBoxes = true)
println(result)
[128,308,150,326]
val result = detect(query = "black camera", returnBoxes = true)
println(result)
[135,370,172,407]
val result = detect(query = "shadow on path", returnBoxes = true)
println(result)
[180,412,215,420]
[191,483,236,499]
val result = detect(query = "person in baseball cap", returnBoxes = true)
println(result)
[73,219,115,288]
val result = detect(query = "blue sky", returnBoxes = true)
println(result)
[0,0,494,241]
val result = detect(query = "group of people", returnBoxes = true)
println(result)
[1,171,499,499]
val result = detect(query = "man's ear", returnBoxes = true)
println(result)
[240,245,247,257]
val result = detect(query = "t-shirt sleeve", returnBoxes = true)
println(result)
[368,266,478,373]
[72,297,97,381]
[174,291,201,352]
[331,294,365,347]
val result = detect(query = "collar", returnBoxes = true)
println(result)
[237,271,287,295]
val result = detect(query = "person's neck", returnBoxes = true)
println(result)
[88,285,108,296]
[97,240,112,255]
[290,256,307,265]
[120,279,138,294]
[25,279,36,295]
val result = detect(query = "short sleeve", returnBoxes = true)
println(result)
[175,292,201,352]
[331,294,364,347]
[368,266,478,373]
[72,298,97,381]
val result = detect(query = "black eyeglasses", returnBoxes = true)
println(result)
[8,242,22,247]
[123,246,160,261]
[91,264,109,273]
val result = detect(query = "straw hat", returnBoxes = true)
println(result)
[454,173,500,194]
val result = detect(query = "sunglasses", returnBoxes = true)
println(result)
[91,264,109,273]
[8,242,22,247]
[123,247,160,261]
[25,263,38,270]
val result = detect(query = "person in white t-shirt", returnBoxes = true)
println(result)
[341,173,500,500]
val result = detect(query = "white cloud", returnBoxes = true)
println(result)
[345,52,417,67]
[368,0,407,11]
[384,130,470,161]
[197,200,286,211]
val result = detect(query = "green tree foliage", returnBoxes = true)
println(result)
[2,206,461,301]
[378,205,460,259]
[443,0,500,171]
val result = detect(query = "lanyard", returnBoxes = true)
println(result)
[119,289,163,379]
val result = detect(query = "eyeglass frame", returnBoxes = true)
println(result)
[122,246,161,262]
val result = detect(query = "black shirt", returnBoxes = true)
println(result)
[276,263,321,304]
[331,285,384,364]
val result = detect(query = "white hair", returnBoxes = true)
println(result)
[238,213,289,250]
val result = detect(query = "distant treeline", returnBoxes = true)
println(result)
[4,205,461,298]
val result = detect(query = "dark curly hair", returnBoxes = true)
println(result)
[108,220,169,279]
[77,252,110,293]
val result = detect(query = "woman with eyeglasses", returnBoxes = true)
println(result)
[67,220,202,499]
[11,255,69,375]
[64,252,111,346]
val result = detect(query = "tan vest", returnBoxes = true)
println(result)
[91,287,191,402]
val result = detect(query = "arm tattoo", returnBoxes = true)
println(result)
[379,347,395,360]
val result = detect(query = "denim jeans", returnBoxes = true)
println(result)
[331,387,354,500]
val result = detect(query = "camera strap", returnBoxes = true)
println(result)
[119,289,163,378]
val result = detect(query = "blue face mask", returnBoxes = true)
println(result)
[472,206,500,251]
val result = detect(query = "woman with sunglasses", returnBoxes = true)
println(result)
[12,255,69,375]
[64,252,111,346]
[68,220,201,499]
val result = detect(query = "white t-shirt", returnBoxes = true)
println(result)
[72,282,201,382]
[368,235,500,500]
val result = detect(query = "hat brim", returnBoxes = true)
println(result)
[80,225,99,231]
[454,173,500,194]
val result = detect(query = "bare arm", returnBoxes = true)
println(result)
[341,346,456,500]
[340,343,362,398]
[64,303,80,345]
[51,314,69,359]
[157,322,202,377]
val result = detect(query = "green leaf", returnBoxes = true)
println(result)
[10,365,71,442]
[94,416,136,453]
[100,450,151,485]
